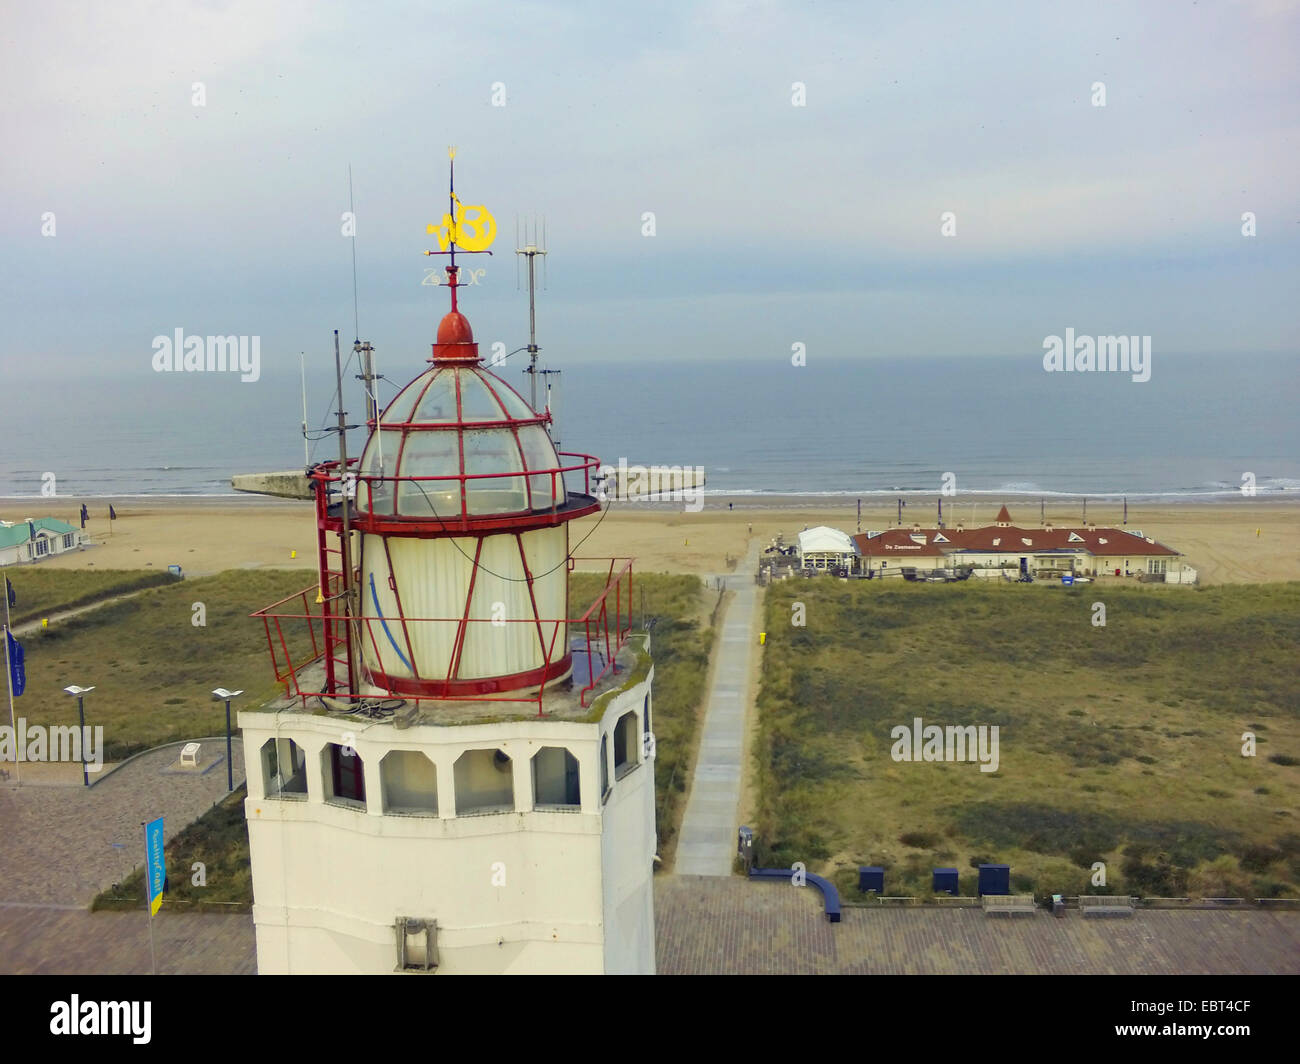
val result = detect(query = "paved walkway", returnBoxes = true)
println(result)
[0,741,244,906]
[674,542,762,876]
[0,908,256,974]
[655,876,1300,974]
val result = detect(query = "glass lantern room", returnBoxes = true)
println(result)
[357,366,566,519]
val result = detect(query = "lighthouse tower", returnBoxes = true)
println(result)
[240,156,656,974]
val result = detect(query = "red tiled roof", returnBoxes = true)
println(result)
[851,529,946,557]
[995,505,1012,523]
[853,525,1178,558]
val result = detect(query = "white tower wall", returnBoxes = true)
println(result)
[239,668,655,975]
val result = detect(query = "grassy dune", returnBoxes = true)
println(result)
[94,787,253,911]
[754,579,1300,900]
[3,568,179,628]
[12,569,316,760]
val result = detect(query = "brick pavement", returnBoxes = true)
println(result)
[0,907,255,974]
[0,741,244,906]
[654,875,1300,975]
[5,870,1295,974]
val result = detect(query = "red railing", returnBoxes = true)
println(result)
[251,557,634,714]
[308,451,604,523]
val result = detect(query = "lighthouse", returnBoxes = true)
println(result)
[240,154,656,974]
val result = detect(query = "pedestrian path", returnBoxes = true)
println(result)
[674,541,762,876]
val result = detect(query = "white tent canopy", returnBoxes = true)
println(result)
[798,526,856,554]
[797,526,858,569]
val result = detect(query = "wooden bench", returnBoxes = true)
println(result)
[982,893,1037,916]
[180,742,201,768]
[1079,895,1135,916]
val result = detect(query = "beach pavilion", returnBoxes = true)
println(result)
[797,525,859,572]
[851,505,1192,582]
[0,518,85,568]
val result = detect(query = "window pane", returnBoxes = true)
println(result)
[381,372,431,426]
[518,424,564,508]
[411,372,459,423]
[359,430,400,513]
[484,375,537,420]
[457,372,507,422]
[462,429,527,513]
[397,431,462,517]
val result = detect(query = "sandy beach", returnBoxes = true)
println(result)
[2,494,1297,585]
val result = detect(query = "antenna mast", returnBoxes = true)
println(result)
[347,165,379,427]
[300,352,310,468]
[355,341,379,426]
[333,329,360,697]
[515,218,548,412]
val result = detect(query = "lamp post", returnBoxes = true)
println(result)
[62,685,95,786]
[212,688,243,792]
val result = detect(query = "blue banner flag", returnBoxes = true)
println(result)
[5,577,13,608]
[5,630,24,697]
[145,817,166,915]
[109,505,118,521]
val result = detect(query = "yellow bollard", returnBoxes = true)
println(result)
[41,618,48,628]
[759,632,766,645]
[1256,528,1261,537]
[291,549,297,559]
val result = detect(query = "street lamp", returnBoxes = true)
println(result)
[62,685,95,786]
[211,688,243,792]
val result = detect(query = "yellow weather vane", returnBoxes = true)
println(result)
[426,145,497,253]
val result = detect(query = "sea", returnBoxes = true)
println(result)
[1,353,1296,502]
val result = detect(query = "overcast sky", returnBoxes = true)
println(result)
[2,0,1297,376]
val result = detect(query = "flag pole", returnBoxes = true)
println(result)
[3,583,18,787]
[142,820,157,975]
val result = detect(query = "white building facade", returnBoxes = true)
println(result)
[240,663,656,975]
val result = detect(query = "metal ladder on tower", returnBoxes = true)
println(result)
[317,520,353,695]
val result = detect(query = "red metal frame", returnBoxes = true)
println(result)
[252,557,634,714]
[347,454,602,533]
[354,363,598,528]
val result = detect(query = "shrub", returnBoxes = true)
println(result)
[899,831,939,849]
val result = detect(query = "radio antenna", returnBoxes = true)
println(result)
[348,164,360,343]
[515,217,548,412]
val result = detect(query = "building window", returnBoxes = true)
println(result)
[62,533,74,549]
[395,917,438,971]
[324,742,366,807]
[261,738,309,798]
[34,538,48,557]
[614,710,639,780]
[599,735,610,801]
[381,750,438,815]
[1147,558,1167,575]
[643,695,651,738]
[532,746,580,809]
[453,748,514,815]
